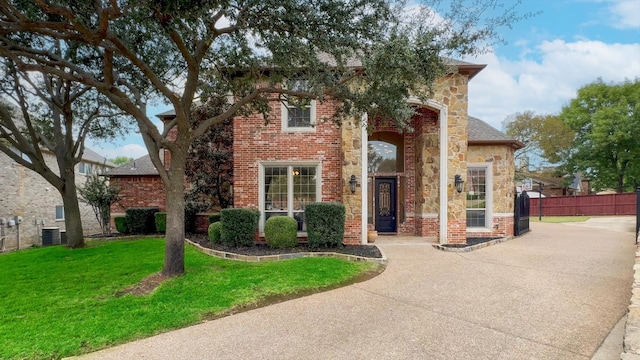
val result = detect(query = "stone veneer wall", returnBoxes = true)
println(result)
[340,119,363,243]
[232,99,349,242]
[0,151,104,250]
[419,74,469,244]
[467,144,517,237]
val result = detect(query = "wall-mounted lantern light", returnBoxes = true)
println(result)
[454,174,464,194]
[349,175,357,194]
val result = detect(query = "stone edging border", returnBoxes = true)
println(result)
[185,238,388,265]
[622,237,640,360]
[431,236,513,253]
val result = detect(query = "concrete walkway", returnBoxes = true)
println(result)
[73,219,635,360]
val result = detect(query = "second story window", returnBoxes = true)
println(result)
[281,80,316,132]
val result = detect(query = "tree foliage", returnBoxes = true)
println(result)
[78,175,120,236]
[0,48,132,247]
[560,78,640,193]
[0,0,530,275]
[503,111,573,179]
[110,156,133,166]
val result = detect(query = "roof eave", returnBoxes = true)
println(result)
[469,139,525,150]
[458,64,486,80]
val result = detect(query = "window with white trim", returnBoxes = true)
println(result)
[55,205,64,221]
[281,80,316,131]
[260,164,320,233]
[78,161,93,175]
[466,166,490,228]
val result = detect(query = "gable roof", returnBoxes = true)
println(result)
[468,116,524,149]
[81,148,115,167]
[106,154,158,176]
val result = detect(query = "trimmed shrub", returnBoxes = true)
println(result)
[114,216,129,234]
[208,213,221,224]
[264,216,298,249]
[125,207,159,234]
[305,202,345,248]
[220,208,259,247]
[155,212,167,233]
[208,221,222,243]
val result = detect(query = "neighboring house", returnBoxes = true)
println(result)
[109,59,524,245]
[520,173,589,197]
[0,148,115,250]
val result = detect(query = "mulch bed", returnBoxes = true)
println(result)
[187,233,383,259]
[438,237,502,248]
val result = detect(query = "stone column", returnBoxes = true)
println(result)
[341,118,363,244]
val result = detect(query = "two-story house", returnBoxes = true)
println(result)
[110,59,523,245]
[0,147,115,250]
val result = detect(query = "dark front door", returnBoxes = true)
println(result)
[375,177,397,233]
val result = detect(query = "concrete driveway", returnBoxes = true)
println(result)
[74,219,635,360]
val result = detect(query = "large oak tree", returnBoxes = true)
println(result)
[560,78,640,193]
[0,0,529,276]
[0,50,130,248]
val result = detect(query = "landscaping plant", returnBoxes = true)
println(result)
[265,216,298,249]
[306,202,346,248]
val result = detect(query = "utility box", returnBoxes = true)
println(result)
[60,230,66,245]
[42,227,61,246]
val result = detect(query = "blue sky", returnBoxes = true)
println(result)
[89,0,640,160]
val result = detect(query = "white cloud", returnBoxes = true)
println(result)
[607,0,640,29]
[90,144,148,161]
[467,39,640,130]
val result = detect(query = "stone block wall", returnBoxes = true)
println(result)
[0,151,103,250]
[467,145,517,237]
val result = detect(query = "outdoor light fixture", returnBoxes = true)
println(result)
[454,174,464,194]
[349,175,357,193]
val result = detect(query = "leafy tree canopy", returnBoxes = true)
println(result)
[0,0,532,275]
[560,78,640,193]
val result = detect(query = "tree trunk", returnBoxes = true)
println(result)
[60,173,85,248]
[617,174,625,194]
[163,153,187,277]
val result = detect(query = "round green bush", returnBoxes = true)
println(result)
[264,216,298,249]
[208,222,222,244]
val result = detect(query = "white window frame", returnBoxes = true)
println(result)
[258,162,322,234]
[466,163,493,230]
[281,100,316,132]
[78,161,93,175]
[55,205,65,221]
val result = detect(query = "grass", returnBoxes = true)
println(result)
[530,216,591,223]
[0,238,378,359]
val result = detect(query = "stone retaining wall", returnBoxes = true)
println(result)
[622,237,640,359]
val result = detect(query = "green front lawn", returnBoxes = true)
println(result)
[0,238,378,359]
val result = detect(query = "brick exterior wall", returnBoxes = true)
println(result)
[109,176,167,217]
[233,99,346,241]
[0,151,106,250]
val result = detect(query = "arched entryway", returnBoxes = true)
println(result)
[368,132,404,233]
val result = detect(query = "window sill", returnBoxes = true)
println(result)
[282,127,315,133]
[466,227,491,233]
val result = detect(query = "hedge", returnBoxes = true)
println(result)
[208,213,221,224]
[305,202,345,248]
[220,208,259,247]
[114,216,128,234]
[155,212,167,233]
[125,207,159,234]
[264,216,298,249]
[208,221,222,243]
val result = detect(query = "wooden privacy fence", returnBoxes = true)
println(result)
[529,193,636,216]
